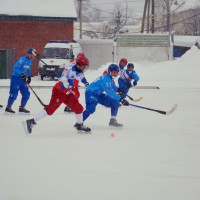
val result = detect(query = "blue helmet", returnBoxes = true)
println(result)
[27,48,35,54]
[108,64,119,74]
[127,63,134,69]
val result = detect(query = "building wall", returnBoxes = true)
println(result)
[77,39,114,70]
[116,46,171,63]
[0,20,74,76]
[77,38,172,71]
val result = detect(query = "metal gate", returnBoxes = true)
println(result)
[0,49,15,79]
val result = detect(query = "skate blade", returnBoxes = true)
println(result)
[18,112,30,115]
[4,111,16,115]
[109,125,123,129]
[77,130,92,134]
[22,121,31,135]
[64,112,74,114]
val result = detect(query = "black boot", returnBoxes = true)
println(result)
[109,118,123,127]
[19,106,30,114]
[26,118,36,134]
[5,106,15,113]
[64,106,74,113]
[74,123,91,133]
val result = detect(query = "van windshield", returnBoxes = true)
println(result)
[41,48,73,59]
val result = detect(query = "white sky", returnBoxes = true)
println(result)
[0,0,198,19]
[0,45,200,199]
[90,0,199,17]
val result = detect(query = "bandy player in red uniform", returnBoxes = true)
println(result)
[63,53,89,113]
[24,54,91,134]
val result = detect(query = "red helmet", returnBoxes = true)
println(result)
[77,53,85,58]
[120,58,128,65]
[76,54,89,66]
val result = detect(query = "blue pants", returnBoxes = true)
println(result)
[118,78,131,99]
[83,91,119,121]
[7,75,30,107]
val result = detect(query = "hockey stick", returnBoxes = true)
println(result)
[129,103,177,115]
[26,82,47,107]
[126,94,143,102]
[33,52,60,78]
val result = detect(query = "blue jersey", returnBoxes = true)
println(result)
[12,55,32,77]
[86,73,121,101]
[120,69,140,83]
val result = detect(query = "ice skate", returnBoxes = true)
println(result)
[74,123,91,133]
[109,118,123,127]
[19,106,30,114]
[5,106,15,114]
[0,105,3,113]
[22,118,36,134]
[64,106,74,113]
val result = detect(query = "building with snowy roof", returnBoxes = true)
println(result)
[173,36,200,58]
[0,0,77,78]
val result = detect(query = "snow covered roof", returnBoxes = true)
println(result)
[174,36,200,47]
[0,0,77,20]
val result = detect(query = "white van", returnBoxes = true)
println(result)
[38,40,82,80]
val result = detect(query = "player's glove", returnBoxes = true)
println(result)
[120,98,129,106]
[60,76,69,88]
[20,73,26,81]
[127,82,132,88]
[85,82,89,87]
[117,88,124,95]
[133,80,137,86]
[27,77,31,84]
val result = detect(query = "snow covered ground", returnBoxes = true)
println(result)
[0,46,200,200]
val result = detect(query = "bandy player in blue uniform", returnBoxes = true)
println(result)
[82,64,129,127]
[118,63,140,99]
[5,48,36,114]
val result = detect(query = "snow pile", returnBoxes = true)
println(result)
[137,46,200,88]
[85,46,200,88]
[1,46,199,89]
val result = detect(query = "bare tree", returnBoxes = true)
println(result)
[182,2,200,35]
[154,0,185,32]
[109,3,126,37]
[98,21,112,39]
[74,0,102,22]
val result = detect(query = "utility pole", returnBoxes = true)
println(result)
[166,0,170,32]
[151,0,155,33]
[124,0,128,25]
[79,0,82,39]
[141,0,155,33]
[147,0,150,33]
[141,0,149,33]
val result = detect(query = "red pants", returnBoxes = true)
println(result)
[45,86,83,115]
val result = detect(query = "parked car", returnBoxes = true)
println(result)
[38,40,82,80]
